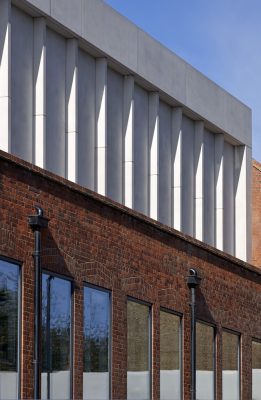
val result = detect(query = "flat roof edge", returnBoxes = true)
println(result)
[19,0,251,146]
[1,150,259,279]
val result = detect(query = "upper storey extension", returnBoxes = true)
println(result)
[0,0,252,261]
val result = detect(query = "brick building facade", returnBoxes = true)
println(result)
[252,160,261,267]
[0,150,260,400]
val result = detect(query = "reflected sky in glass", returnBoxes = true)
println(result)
[84,286,110,373]
[0,260,19,372]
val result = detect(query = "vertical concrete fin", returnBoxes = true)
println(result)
[0,0,11,152]
[123,75,134,208]
[33,17,46,168]
[149,92,159,220]
[214,134,224,251]
[95,58,107,195]
[66,38,78,182]
[235,145,251,262]
[194,121,204,241]
[171,107,182,230]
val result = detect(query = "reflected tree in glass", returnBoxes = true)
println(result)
[127,300,150,400]
[41,274,71,400]
[0,260,19,400]
[83,286,110,400]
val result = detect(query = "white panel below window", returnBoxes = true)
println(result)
[252,369,261,400]
[41,371,70,400]
[83,372,109,400]
[0,372,18,400]
[160,370,180,400]
[196,370,214,400]
[127,371,150,400]
[222,371,239,400]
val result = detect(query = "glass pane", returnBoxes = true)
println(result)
[127,300,150,400]
[222,331,239,400]
[41,274,71,400]
[196,322,214,400]
[0,260,19,400]
[83,286,110,400]
[160,311,181,400]
[252,341,261,400]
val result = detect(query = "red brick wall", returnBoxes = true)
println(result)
[252,160,261,267]
[0,150,260,400]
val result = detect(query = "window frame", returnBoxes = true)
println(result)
[0,256,22,400]
[196,319,216,400]
[127,296,152,400]
[159,307,183,400]
[251,337,261,400]
[83,282,112,400]
[222,328,241,400]
[41,270,74,400]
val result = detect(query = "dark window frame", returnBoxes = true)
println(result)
[159,307,183,400]
[0,256,22,400]
[222,328,241,400]
[196,319,216,400]
[251,337,261,400]
[127,296,152,400]
[83,282,112,400]
[41,270,74,400]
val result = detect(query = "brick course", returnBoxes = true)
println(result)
[252,159,261,267]
[0,150,260,400]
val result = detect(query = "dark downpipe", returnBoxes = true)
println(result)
[28,206,49,400]
[187,268,201,400]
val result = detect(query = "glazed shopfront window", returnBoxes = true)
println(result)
[127,299,151,400]
[83,285,110,400]
[41,274,72,400]
[196,322,215,400]
[222,331,240,400]
[252,340,261,400]
[0,259,20,400]
[160,310,181,400]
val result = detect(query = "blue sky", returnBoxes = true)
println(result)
[105,0,261,161]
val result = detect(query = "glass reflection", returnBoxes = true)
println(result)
[222,331,239,400]
[160,311,181,400]
[196,322,214,400]
[41,274,71,400]
[83,286,110,400]
[127,300,150,400]
[252,341,261,400]
[0,260,19,400]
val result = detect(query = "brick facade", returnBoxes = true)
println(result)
[252,159,261,267]
[0,150,260,400]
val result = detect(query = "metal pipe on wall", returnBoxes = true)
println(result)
[28,206,49,400]
[187,268,201,400]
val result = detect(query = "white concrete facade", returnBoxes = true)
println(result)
[0,0,252,261]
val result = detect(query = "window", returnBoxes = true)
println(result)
[127,299,151,400]
[41,274,72,400]
[0,259,20,400]
[252,340,261,400]
[222,331,240,400]
[196,322,215,400]
[160,310,181,400]
[83,285,110,400]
